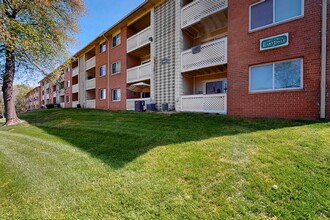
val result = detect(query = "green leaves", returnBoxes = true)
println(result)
[0,0,85,75]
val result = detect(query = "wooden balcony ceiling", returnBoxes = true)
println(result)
[184,10,228,38]
[183,64,228,77]
[129,44,150,58]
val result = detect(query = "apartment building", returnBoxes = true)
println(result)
[25,0,330,119]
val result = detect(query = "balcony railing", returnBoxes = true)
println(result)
[127,26,151,53]
[181,0,228,28]
[127,63,151,83]
[181,94,227,114]
[72,101,79,108]
[126,98,151,111]
[181,37,227,72]
[59,89,65,96]
[86,99,96,109]
[72,84,79,93]
[86,56,96,70]
[86,78,95,90]
[72,67,79,77]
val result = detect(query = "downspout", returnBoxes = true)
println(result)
[102,33,110,110]
[320,0,328,119]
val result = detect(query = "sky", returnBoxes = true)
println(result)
[18,0,145,86]
[70,0,145,55]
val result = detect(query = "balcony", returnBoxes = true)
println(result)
[59,89,65,96]
[181,94,227,114]
[72,101,79,108]
[86,57,96,70]
[86,78,96,90]
[72,67,79,77]
[72,84,79,93]
[126,98,151,111]
[181,0,228,29]
[127,26,151,53]
[181,37,227,72]
[86,100,96,109]
[127,63,151,83]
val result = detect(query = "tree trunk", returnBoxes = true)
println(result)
[2,49,19,126]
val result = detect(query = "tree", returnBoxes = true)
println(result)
[14,84,31,114]
[0,0,84,125]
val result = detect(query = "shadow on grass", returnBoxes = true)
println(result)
[18,108,322,169]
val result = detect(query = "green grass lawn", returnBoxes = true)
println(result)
[0,109,329,219]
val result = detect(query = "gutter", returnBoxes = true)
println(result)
[320,0,328,119]
[102,34,111,110]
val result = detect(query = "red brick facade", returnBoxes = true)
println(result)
[228,0,323,119]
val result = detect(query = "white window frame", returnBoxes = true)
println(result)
[99,65,107,77]
[66,96,70,103]
[112,89,121,102]
[66,80,71,88]
[249,0,304,32]
[99,42,107,53]
[203,78,227,95]
[112,61,121,75]
[99,88,106,100]
[66,66,70,73]
[249,58,303,93]
[112,33,121,48]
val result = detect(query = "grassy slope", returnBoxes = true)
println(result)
[0,109,329,219]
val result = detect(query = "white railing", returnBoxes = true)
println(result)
[86,78,96,90]
[181,0,228,28]
[127,26,151,53]
[72,84,79,93]
[86,99,96,109]
[126,98,151,111]
[72,101,79,108]
[182,37,227,72]
[59,89,65,96]
[127,63,152,83]
[72,67,79,77]
[181,94,227,114]
[86,56,96,70]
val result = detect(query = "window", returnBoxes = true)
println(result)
[66,66,70,73]
[250,59,303,92]
[66,80,70,88]
[99,65,106,77]
[205,80,227,94]
[66,96,70,103]
[99,42,106,53]
[99,89,106,100]
[112,61,121,74]
[112,33,121,47]
[112,89,121,101]
[250,0,303,31]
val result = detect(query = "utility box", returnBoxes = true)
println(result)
[135,101,145,112]
[146,103,156,112]
[162,103,169,112]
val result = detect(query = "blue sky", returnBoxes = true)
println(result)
[70,0,145,55]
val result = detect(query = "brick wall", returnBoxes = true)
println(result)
[109,26,128,111]
[228,0,322,119]
[96,40,110,110]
